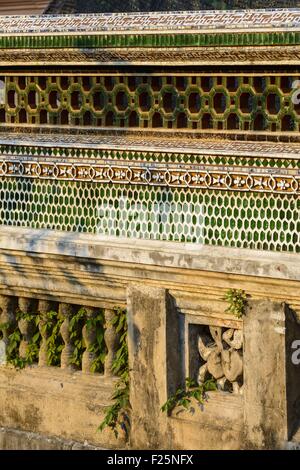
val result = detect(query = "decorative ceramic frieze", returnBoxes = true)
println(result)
[0,9,300,35]
[1,46,300,66]
[0,158,298,194]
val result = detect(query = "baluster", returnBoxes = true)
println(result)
[104,308,119,377]
[18,297,34,359]
[0,295,16,364]
[38,300,52,367]
[82,306,97,373]
[59,303,74,369]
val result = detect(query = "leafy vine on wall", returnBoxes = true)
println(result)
[0,306,107,371]
[98,307,130,439]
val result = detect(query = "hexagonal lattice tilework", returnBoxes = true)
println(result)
[0,178,298,253]
[1,74,300,132]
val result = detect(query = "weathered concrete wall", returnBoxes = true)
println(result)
[243,301,300,449]
[0,227,299,449]
[127,285,245,450]
[0,227,299,317]
[127,286,182,449]
[0,366,124,449]
[127,290,300,450]
[0,427,104,450]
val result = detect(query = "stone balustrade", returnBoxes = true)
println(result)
[0,294,121,375]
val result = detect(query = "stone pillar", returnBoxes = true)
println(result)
[18,297,34,359]
[127,284,181,449]
[38,300,53,367]
[104,308,119,377]
[243,300,300,449]
[0,295,16,364]
[59,303,75,370]
[82,306,97,373]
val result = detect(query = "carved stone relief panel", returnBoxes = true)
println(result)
[198,325,243,394]
[185,316,243,395]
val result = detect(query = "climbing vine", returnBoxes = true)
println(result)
[224,289,248,318]
[1,303,128,435]
[1,306,107,370]
[161,377,217,415]
[39,310,63,366]
[69,307,86,368]
[0,309,41,369]
[87,309,106,373]
[69,307,106,372]
[98,307,130,439]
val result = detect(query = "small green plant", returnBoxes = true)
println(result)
[98,307,130,439]
[39,310,63,366]
[86,309,106,373]
[68,307,106,371]
[0,322,9,336]
[5,328,24,368]
[1,306,108,371]
[69,307,86,368]
[224,289,248,318]
[2,310,41,369]
[161,377,217,415]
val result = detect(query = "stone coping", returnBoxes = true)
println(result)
[0,132,299,159]
[0,226,299,282]
[0,9,300,35]
[0,427,106,450]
